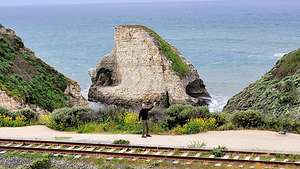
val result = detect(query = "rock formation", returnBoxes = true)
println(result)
[224,49,300,115]
[88,25,210,109]
[0,25,87,112]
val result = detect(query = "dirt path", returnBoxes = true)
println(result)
[0,125,299,154]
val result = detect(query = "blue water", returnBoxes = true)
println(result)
[0,0,300,110]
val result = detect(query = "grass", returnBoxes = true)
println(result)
[272,49,300,79]
[0,28,70,111]
[135,25,190,77]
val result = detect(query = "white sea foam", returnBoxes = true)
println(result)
[208,95,229,113]
[273,52,286,58]
[81,88,104,111]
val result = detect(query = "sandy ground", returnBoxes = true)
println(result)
[0,125,299,154]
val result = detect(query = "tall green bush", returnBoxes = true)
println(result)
[50,107,96,130]
[232,110,263,128]
[162,104,210,129]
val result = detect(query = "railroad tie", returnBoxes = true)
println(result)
[66,146,75,150]
[4,143,12,147]
[86,147,96,151]
[74,147,84,151]
[108,148,116,153]
[35,144,44,148]
[194,153,201,157]
[14,144,23,147]
[167,152,174,156]
[244,156,251,160]
[128,149,135,154]
[180,152,189,157]
[118,149,127,153]
[222,155,229,159]
[24,144,33,148]
[54,145,62,149]
[154,151,162,155]
[95,148,104,152]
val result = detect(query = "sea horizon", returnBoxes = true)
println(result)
[1,0,299,111]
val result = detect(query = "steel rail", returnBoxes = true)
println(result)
[0,145,299,166]
[0,138,295,156]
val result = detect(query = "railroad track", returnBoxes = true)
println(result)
[0,138,299,166]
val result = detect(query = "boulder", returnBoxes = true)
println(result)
[88,25,210,109]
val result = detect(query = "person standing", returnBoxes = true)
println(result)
[139,102,156,138]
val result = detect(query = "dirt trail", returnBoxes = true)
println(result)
[1,125,299,153]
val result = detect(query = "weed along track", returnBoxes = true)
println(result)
[0,139,299,167]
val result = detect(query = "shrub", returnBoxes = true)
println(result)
[113,139,130,145]
[162,104,210,130]
[38,114,52,126]
[173,118,216,134]
[211,146,227,157]
[77,122,104,133]
[14,109,38,122]
[50,107,96,130]
[29,157,51,169]
[123,112,142,133]
[232,110,263,128]
[0,114,27,127]
[187,140,206,148]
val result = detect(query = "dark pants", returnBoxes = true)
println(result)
[142,120,149,136]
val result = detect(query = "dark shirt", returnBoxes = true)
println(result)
[139,106,154,121]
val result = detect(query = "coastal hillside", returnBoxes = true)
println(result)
[88,25,210,109]
[0,24,87,112]
[224,49,300,116]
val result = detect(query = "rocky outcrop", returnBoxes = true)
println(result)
[88,25,210,109]
[0,25,87,112]
[224,49,300,115]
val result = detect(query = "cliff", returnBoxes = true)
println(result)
[224,49,300,115]
[88,25,210,109]
[0,25,87,112]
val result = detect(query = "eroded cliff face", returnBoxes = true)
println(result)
[88,25,210,109]
[224,49,300,115]
[0,25,87,112]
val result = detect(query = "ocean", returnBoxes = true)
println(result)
[0,0,299,111]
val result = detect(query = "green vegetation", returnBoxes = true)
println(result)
[173,118,216,134]
[27,157,51,169]
[0,107,38,127]
[211,146,227,157]
[42,104,300,135]
[0,29,70,111]
[224,49,300,116]
[49,107,97,130]
[2,151,299,169]
[140,25,190,77]
[113,139,130,145]
[272,49,300,79]
[187,140,206,148]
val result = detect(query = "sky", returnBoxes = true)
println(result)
[0,0,216,6]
